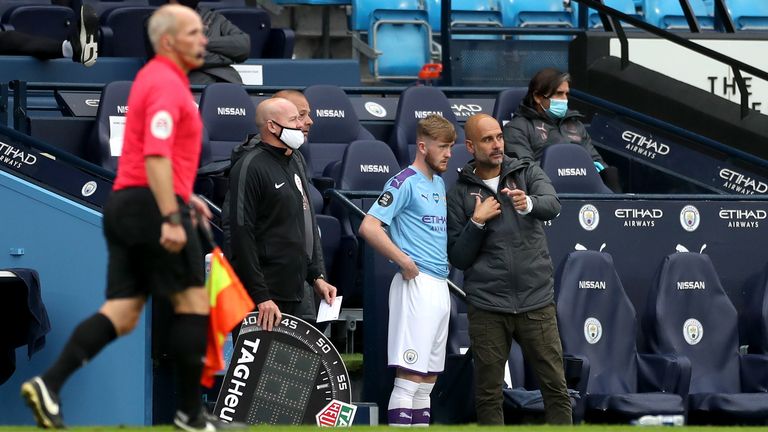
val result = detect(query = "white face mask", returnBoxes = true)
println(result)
[272,120,305,150]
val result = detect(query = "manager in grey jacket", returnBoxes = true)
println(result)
[169,1,250,84]
[447,114,571,425]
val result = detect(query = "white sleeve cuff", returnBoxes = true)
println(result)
[516,196,533,215]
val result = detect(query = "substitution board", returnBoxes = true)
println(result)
[213,312,352,425]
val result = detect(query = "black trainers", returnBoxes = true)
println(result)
[173,409,249,431]
[20,376,65,429]
[71,4,98,67]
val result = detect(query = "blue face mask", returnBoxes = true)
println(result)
[547,98,568,119]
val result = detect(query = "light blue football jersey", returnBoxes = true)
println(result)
[367,166,449,279]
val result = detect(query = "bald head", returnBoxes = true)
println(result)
[148,5,206,71]
[464,114,498,142]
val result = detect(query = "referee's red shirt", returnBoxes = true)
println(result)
[113,55,202,202]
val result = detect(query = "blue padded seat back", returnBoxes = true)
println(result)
[540,144,612,194]
[198,83,256,164]
[556,250,638,393]
[645,252,740,393]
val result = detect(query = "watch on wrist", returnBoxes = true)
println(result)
[314,274,325,284]
[162,211,182,226]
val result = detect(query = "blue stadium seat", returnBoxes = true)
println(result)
[348,0,420,32]
[1,5,74,41]
[90,80,133,171]
[500,0,574,40]
[644,252,768,424]
[643,0,714,30]
[742,263,768,354]
[197,0,247,9]
[441,141,472,192]
[100,6,156,57]
[329,139,400,306]
[540,144,613,194]
[369,9,432,80]
[215,7,271,58]
[198,83,256,166]
[0,1,52,22]
[306,182,342,283]
[492,87,526,126]
[389,86,465,165]
[424,0,504,37]
[727,0,768,31]
[555,250,689,423]
[302,84,374,177]
[571,0,637,28]
[92,1,150,19]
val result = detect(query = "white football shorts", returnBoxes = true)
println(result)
[387,271,450,374]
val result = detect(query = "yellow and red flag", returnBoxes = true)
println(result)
[201,246,254,387]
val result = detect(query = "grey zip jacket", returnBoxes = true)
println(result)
[447,156,561,313]
[504,104,605,166]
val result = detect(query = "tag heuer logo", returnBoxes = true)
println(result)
[316,400,357,427]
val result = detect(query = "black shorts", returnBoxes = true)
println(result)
[103,187,205,299]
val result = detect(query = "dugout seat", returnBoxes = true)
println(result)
[303,85,374,177]
[389,86,464,166]
[556,250,689,423]
[441,140,472,192]
[540,144,613,194]
[500,0,574,40]
[644,252,768,424]
[89,80,132,171]
[99,6,155,57]
[492,87,527,127]
[1,5,74,41]
[198,83,256,166]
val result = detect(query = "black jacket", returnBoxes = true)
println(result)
[225,137,325,304]
[503,104,605,166]
[447,156,560,313]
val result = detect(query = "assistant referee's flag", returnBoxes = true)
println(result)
[202,246,254,387]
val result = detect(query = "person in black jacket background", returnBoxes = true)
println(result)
[447,114,571,425]
[150,1,250,84]
[504,68,621,192]
[227,97,336,333]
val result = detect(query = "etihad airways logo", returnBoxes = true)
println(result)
[0,140,37,169]
[719,208,766,229]
[614,208,663,227]
[621,130,670,159]
[719,169,768,195]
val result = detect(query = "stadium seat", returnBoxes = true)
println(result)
[302,84,374,177]
[571,0,637,28]
[89,80,133,171]
[99,6,156,57]
[197,0,247,9]
[492,87,527,126]
[92,1,150,19]
[348,0,420,32]
[198,83,257,166]
[1,5,74,41]
[742,263,768,354]
[555,250,689,423]
[726,0,768,31]
[643,0,714,31]
[328,139,400,306]
[423,0,504,38]
[644,252,768,424]
[540,144,613,194]
[0,1,51,20]
[499,0,574,40]
[369,9,432,80]
[441,140,472,192]
[389,86,465,166]
[215,7,271,58]
[306,182,343,283]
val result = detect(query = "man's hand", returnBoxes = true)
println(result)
[314,278,338,305]
[257,300,282,331]
[188,194,213,227]
[501,188,528,212]
[399,256,419,280]
[472,195,501,225]
[160,223,187,253]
